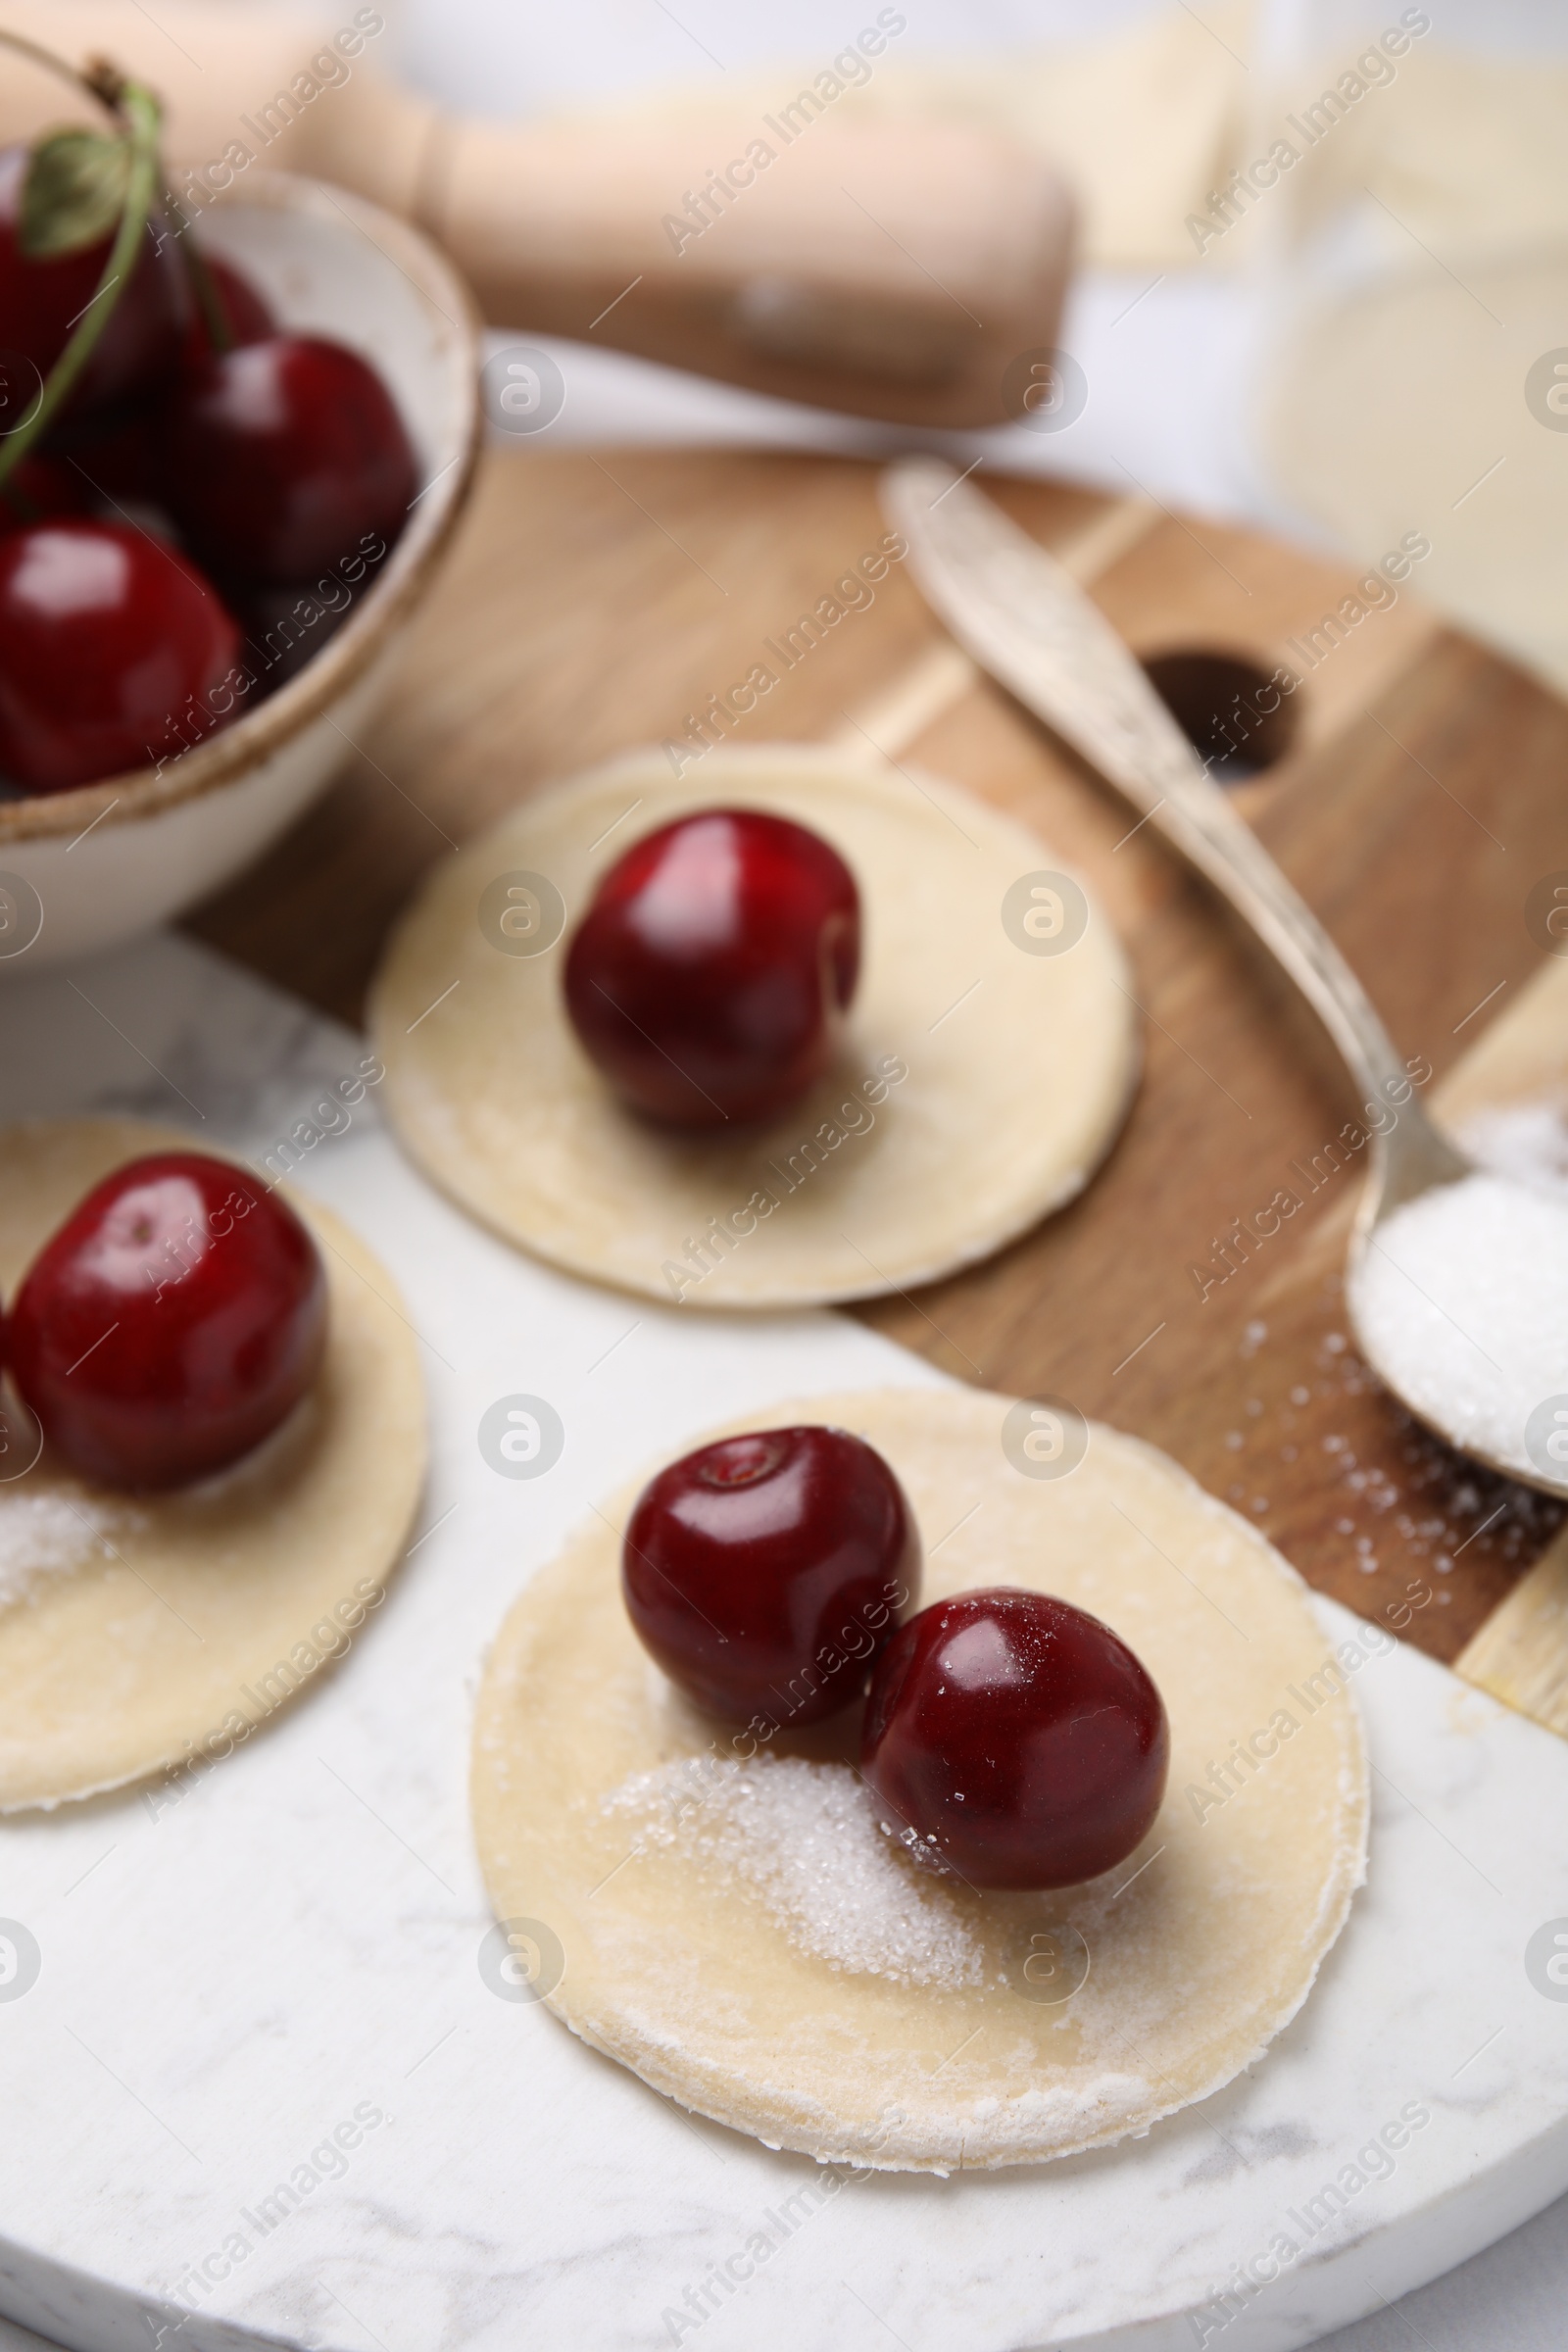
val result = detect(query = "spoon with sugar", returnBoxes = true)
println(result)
[883,457,1568,1498]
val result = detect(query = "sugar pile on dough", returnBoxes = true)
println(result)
[1350,1172,1568,1476]
[0,1491,141,1608]
[606,1754,985,1991]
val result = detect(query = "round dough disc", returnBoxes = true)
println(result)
[1262,260,1568,695]
[0,1118,426,1811]
[370,744,1138,1307]
[472,1387,1368,2173]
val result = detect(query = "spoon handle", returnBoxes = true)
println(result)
[883,458,1456,1157]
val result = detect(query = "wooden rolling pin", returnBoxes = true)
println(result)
[0,2,1074,425]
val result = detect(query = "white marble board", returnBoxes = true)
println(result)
[0,933,1565,2352]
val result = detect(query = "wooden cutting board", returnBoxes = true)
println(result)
[185,445,1568,1730]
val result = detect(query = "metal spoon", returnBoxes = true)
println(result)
[881,455,1565,1500]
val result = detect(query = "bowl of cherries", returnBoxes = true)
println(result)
[0,41,479,973]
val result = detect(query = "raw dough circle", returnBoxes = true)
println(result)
[0,1118,426,1811]
[471,1386,1368,2172]
[1262,261,1568,694]
[370,744,1138,1307]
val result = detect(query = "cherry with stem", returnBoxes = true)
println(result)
[0,35,164,494]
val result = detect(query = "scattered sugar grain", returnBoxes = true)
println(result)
[606,1754,985,1990]
[0,1491,138,1607]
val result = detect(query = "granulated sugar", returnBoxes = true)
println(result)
[0,1490,136,1607]
[1350,1173,1568,1480]
[1459,1097,1568,1197]
[606,1754,985,1990]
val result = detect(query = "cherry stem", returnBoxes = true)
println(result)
[173,219,235,354]
[0,38,164,492]
[0,28,119,103]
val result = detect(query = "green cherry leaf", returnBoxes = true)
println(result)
[18,127,132,259]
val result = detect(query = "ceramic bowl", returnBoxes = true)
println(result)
[0,172,481,975]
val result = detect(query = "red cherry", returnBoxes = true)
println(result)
[0,144,184,421]
[564,809,861,1127]
[42,259,274,514]
[158,335,417,583]
[228,535,393,701]
[860,1589,1169,1889]
[0,520,240,793]
[180,254,275,366]
[40,253,275,510]
[45,403,157,505]
[622,1425,920,1727]
[0,451,89,532]
[8,1153,327,1492]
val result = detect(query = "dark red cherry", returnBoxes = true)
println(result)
[0,521,241,793]
[860,1589,1169,1889]
[0,144,184,420]
[622,1425,919,1727]
[180,254,275,365]
[44,402,157,505]
[8,1153,327,1492]
[0,451,89,532]
[158,335,417,583]
[229,535,393,698]
[564,809,860,1127]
